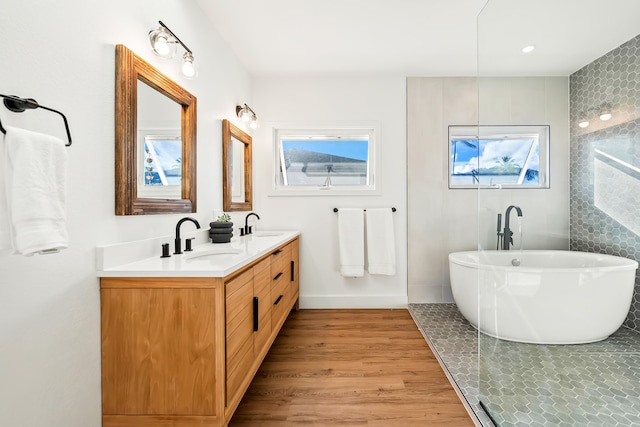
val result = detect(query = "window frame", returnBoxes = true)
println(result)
[271,123,381,196]
[448,124,550,189]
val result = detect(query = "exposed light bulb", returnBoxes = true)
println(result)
[579,120,590,128]
[149,27,176,59]
[154,37,170,56]
[249,116,258,129]
[182,60,195,77]
[521,45,536,53]
[180,52,198,79]
[241,109,251,122]
[599,112,612,121]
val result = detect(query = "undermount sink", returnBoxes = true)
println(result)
[253,231,284,237]
[183,248,243,260]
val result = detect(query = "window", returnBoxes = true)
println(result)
[448,125,550,189]
[273,125,379,195]
[137,130,182,199]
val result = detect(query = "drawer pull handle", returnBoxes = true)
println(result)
[272,249,283,255]
[253,297,259,332]
[274,295,283,305]
[291,260,295,281]
[273,272,283,280]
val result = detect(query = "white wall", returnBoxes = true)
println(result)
[407,77,569,303]
[252,76,408,308]
[0,1,251,425]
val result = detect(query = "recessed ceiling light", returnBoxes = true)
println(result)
[521,45,536,54]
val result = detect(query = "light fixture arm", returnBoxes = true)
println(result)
[158,20,192,54]
[236,104,256,118]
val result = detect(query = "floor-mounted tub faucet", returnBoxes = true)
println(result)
[174,217,201,254]
[502,205,523,250]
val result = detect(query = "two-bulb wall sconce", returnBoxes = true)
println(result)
[578,104,613,128]
[236,104,258,129]
[149,20,198,79]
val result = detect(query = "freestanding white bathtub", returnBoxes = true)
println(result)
[449,250,638,344]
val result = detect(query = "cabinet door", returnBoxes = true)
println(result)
[101,287,217,415]
[225,268,254,403]
[253,258,272,355]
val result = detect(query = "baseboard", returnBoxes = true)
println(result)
[299,295,408,309]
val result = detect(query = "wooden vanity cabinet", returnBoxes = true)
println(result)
[100,237,299,427]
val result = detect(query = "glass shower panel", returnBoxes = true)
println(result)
[478,1,640,426]
[477,1,568,425]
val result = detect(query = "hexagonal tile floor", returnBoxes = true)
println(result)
[409,303,640,426]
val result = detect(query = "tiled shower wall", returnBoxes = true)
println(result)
[570,34,640,331]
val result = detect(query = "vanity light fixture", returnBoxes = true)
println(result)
[149,20,198,79]
[236,104,258,129]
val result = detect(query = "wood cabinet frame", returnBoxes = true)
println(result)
[100,237,299,426]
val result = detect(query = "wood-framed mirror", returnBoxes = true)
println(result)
[115,44,197,215]
[222,119,252,211]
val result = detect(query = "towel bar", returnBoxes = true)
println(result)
[333,207,397,212]
[0,93,72,146]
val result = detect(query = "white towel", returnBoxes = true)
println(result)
[1,126,68,256]
[337,208,364,277]
[366,208,396,275]
[0,134,11,254]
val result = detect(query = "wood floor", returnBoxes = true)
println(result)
[230,309,475,426]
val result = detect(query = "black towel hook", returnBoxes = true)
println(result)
[0,93,72,146]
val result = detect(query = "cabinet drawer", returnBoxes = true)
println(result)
[270,245,291,281]
[271,279,291,330]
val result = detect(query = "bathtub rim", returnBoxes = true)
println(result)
[448,249,638,274]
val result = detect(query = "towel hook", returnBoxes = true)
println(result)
[0,94,72,146]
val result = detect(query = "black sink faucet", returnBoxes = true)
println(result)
[244,212,260,235]
[175,217,201,254]
[502,205,523,250]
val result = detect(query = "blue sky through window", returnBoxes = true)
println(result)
[450,137,539,185]
[144,138,182,186]
[282,139,368,161]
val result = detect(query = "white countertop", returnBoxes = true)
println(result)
[96,230,300,278]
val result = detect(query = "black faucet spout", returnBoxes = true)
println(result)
[175,217,201,254]
[244,212,260,235]
[502,205,523,251]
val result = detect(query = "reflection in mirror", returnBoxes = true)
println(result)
[115,44,197,215]
[223,119,252,211]
[231,135,245,203]
[137,81,182,199]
